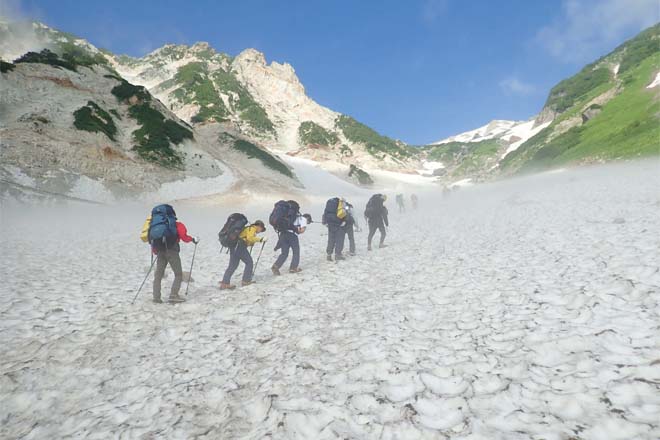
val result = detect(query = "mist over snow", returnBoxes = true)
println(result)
[1,159,659,439]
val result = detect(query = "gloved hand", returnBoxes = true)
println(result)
[340,221,346,227]
[261,237,268,243]
[192,236,200,244]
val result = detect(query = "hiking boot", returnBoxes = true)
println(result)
[168,294,186,303]
[379,244,388,249]
[367,245,372,251]
[289,267,302,273]
[153,296,163,304]
[219,283,236,290]
[335,254,346,261]
[327,254,333,262]
[349,251,356,256]
[271,265,281,276]
[241,280,255,287]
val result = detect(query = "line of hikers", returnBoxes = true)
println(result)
[139,193,396,304]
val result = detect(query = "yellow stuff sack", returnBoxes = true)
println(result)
[337,199,347,220]
[140,215,152,243]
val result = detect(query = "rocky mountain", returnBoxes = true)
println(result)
[1,19,424,202]
[428,23,659,182]
[107,42,418,174]
[0,21,301,202]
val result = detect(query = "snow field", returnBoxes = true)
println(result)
[1,160,659,439]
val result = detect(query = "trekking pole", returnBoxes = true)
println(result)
[185,242,198,296]
[252,241,266,278]
[132,256,157,304]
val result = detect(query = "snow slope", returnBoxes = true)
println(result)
[1,159,660,439]
[433,120,523,145]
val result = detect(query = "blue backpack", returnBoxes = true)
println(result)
[148,204,178,244]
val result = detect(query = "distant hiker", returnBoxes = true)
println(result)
[411,193,419,210]
[396,193,405,213]
[322,197,347,261]
[270,200,310,275]
[148,204,198,304]
[343,199,358,256]
[365,194,389,251]
[219,218,267,289]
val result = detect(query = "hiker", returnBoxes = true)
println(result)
[322,197,347,261]
[365,194,389,251]
[343,199,358,256]
[411,193,418,210]
[396,193,405,213]
[148,204,198,304]
[270,200,311,275]
[220,220,267,290]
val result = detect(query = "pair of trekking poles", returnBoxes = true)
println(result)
[132,239,266,304]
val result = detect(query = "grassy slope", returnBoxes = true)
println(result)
[502,24,660,173]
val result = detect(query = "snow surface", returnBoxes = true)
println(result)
[1,160,660,439]
[646,71,660,89]
[149,163,234,203]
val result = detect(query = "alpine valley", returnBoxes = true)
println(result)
[0,20,658,203]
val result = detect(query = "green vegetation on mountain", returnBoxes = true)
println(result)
[544,66,611,113]
[169,62,274,133]
[14,47,108,72]
[298,121,339,146]
[1,59,15,73]
[128,103,193,169]
[232,139,293,178]
[110,79,151,103]
[502,24,660,173]
[73,101,117,140]
[424,139,502,177]
[335,115,415,160]
[348,164,374,185]
[106,75,193,168]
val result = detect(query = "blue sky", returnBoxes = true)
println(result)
[7,0,659,144]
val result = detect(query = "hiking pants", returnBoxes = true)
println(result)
[222,241,254,284]
[344,221,356,254]
[367,219,386,247]
[326,224,345,256]
[274,231,300,270]
[153,248,183,299]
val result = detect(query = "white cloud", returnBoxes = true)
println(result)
[535,0,659,63]
[499,77,536,95]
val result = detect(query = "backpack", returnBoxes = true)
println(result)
[323,197,346,225]
[148,204,178,244]
[364,194,381,219]
[218,213,249,248]
[140,215,151,243]
[270,200,299,232]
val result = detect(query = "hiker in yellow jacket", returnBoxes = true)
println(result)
[220,220,267,290]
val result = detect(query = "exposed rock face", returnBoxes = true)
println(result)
[231,49,338,152]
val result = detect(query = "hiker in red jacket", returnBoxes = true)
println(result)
[152,220,198,304]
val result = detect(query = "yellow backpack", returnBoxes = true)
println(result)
[337,199,347,220]
[140,215,152,243]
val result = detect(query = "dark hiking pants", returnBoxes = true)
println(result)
[274,231,300,270]
[344,221,356,254]
[153,248,183,299]
[367,219,386,247]
[326,224,345,256]
[222,240,254,284]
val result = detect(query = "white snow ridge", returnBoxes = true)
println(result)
[1,160,660,439]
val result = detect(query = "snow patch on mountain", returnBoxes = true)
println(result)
[646,71,660,89]
[501,120,552,158]
[433,120,523,145]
